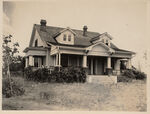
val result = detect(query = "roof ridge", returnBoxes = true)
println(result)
[35,24,100,34]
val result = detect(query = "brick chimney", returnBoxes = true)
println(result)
[40,19,47,31]
[83,25,88,36]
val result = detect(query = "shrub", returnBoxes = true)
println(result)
[122,69,136,79]
[24,66,86,83]
[2,78,25,98]
[48,67,86,83]
[121,68,146,81]
[24,66,50,82]
[34,68,49,82]
[132,69,147,80]
[24,66,33,80]
[117,76,132,82]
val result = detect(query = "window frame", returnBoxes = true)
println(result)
[68,34,71,41]
[63,34,67,41]
[35,39,38,47]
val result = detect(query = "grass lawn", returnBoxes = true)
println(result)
[2,77,147,111]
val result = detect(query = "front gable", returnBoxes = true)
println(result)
[29,25,47,47]
[87,42,115,56]
[32,30,46,47]
[55,29,75,45]
[92,32,113,47]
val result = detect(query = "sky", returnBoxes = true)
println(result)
[2,0,149,71]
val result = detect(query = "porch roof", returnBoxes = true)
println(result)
[23,46,47,53]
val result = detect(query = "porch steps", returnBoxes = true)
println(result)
[87,75,117,84]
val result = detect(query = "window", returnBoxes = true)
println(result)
[105,40,109,46]
[35,39,38,47]
[34,57,43,67]
[68,35,71,41]
[63,34,66,41]
[34,57,38,67]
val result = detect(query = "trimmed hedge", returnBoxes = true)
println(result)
[24,66,86,83]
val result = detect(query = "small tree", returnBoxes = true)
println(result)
[2,34,19,96]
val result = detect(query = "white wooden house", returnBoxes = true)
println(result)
[24,20,135,83]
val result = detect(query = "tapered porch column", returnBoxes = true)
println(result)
[29,56,34,66]
[56,54,58,66]
[127,58,132,69]
[25,57,29,67]
[83,55,87,67]
[58,52,61,66]
[114,59,120,75]
[46,49,50,67]
[107,56,111,68]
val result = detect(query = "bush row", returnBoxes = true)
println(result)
[24,66,86,83]
[121,68,146,81]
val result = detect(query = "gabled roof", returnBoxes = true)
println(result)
[29,24,135,54]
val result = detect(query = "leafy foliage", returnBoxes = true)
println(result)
[24,66,86,83]
[121,68,146,81]
[2,78,25,98]
[2,35,20,76]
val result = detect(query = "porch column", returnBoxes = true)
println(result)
[114,59,120,75]
[91,58,93,75]
[25,57,29,67]
[29,56,34,66]
[107,56,111,68]
[56,54,58,66]
[83,55,87,67]
[58,52,61,66]
[127,58,132,69]
[46,49,50,67]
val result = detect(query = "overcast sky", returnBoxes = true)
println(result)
[2,0,149,69]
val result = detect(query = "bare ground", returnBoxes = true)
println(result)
[2,77,147,111]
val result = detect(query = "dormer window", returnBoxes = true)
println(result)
[63,34,67,41]
[68,35,71,41]
[106,40,109,45]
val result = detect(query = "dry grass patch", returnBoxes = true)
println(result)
[2,77,147,111]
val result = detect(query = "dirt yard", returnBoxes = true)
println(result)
[2,77,147,111]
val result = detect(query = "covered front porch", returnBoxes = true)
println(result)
[52,53,132,76]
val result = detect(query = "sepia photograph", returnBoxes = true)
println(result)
[1,0,149,111]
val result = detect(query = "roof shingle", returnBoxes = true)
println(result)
[30,24,134,54]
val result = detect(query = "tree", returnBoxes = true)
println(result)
[2,34,19,95]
